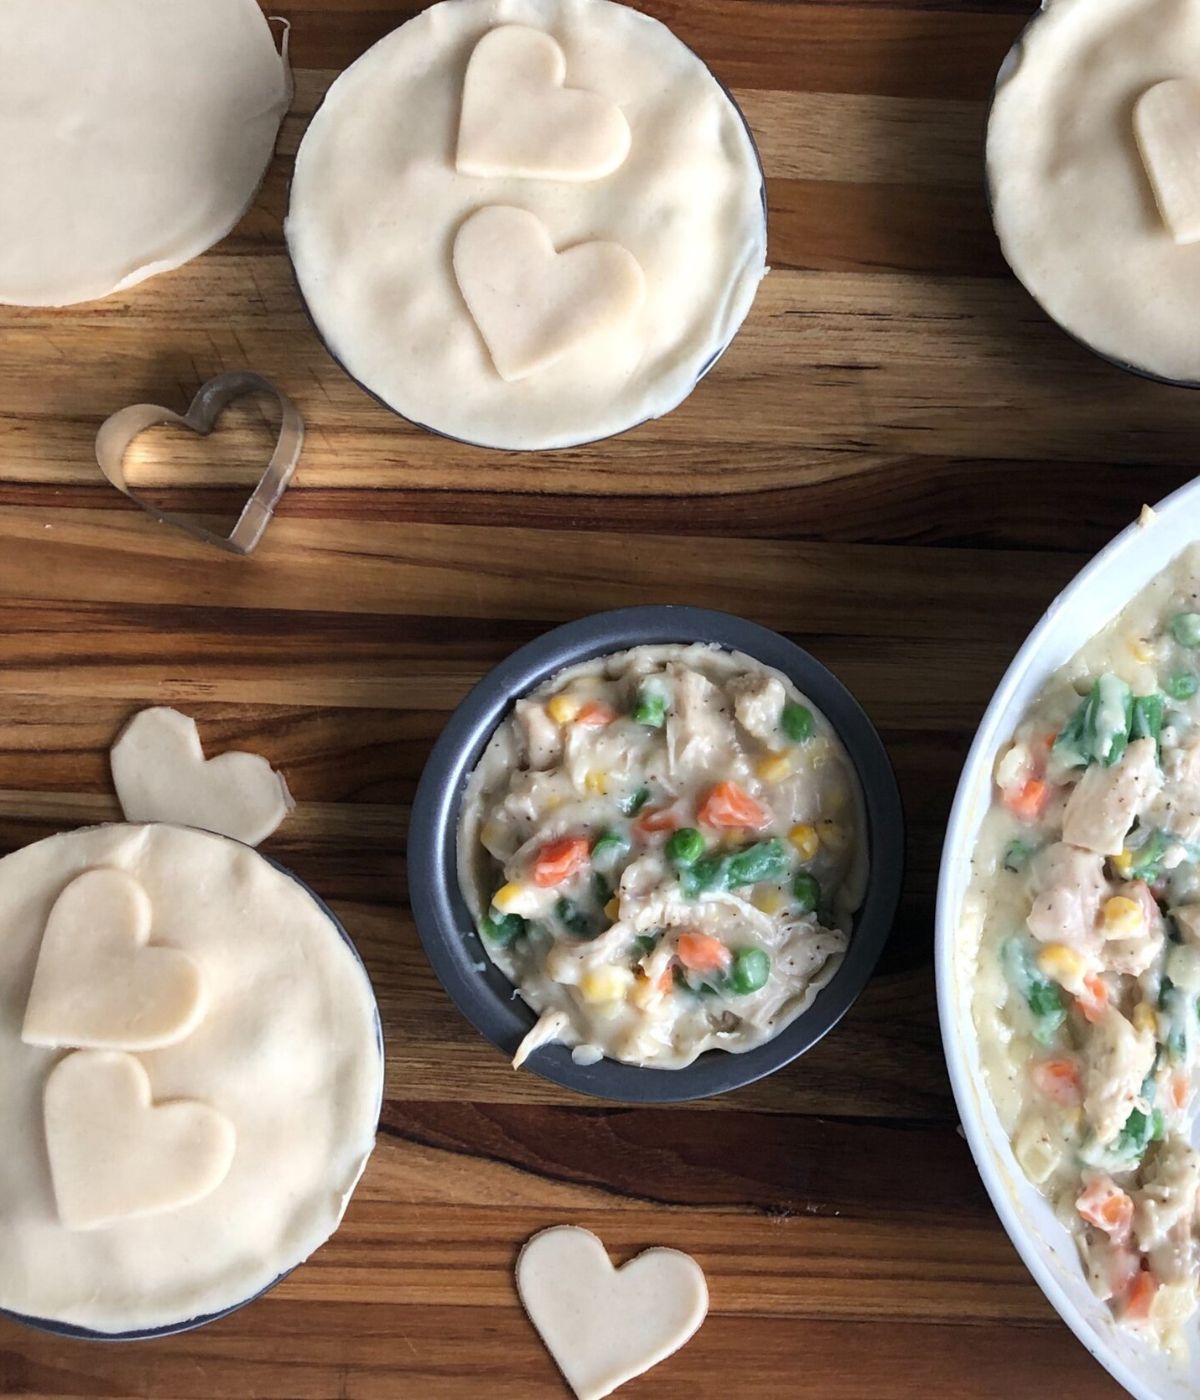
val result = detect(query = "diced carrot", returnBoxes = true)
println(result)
[1001,778,1050,823]
[1170,1073,1191,1112]
[1122,1268,1158,1322]
[636,805,681,834]
[654,966,675,995]
[532,836,589,888]
[1030,1057,1082,1107]
[576,700,616,728]
[697,781,770,831]
[1075,974,1109,1024]
[676,932,731,975]
[1076,1176,1133,1239]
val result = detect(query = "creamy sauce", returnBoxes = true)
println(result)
[459,644,867,1069]
[970,543,1200,1353]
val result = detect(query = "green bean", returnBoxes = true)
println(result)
[781,702,814,743]
[1001,936,1066,1045]
[591,872,613,907]
[1002,839,1035,873]
[621,785,652,817]
[726,839,789,887]
[680,854,729,900]
[1054,675,1133,769]
[631,933,659,959]
[793,872,820,913]
[1131,693,1165,746]
[1128,829,1169,881]
[555,897,598,939]
[632,684,668,728]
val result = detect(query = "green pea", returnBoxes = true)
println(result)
[556,898,597,939]
[632,685,668,728]
[666,827,705,867]
[622,785,652,817]
[781,702,814,743]
[1171,613,1200,648]
[1167,672,1199,701]
[1002,839,1034,874]
[481,911,525,947]
[726,839,789,887]
[591,830,629,873]
[729,947,771,994]
[793,872,820,913]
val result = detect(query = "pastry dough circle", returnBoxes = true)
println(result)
[0,0,289,308]
[0,824,382,1335]
[286,0,766,450]
[988,0,1200,382]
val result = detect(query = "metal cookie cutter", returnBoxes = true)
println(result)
[95,371,304,555]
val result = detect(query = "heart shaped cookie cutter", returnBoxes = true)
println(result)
[95,371,304,555]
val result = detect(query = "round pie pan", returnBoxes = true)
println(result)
[409,605,905,1103]
[0,847,385,1343]
[986,13,1200,391]
[286,14,769,452]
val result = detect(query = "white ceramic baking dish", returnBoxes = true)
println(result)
[937,474,1200,1399]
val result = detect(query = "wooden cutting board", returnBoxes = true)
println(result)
[7,0,1197,1394]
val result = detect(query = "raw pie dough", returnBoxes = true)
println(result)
[453,206,645,381]
[516,1226,708,1400]
[0,0,289,307]
[45,1051,236,1232]
[22,868,205,1052]
[286,0,766,450]
[457,25,631,181]
[988,0,1200,381]
[111,707,293,847]
[0,824,382,1333]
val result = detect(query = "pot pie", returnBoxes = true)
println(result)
[0,823,382,1334]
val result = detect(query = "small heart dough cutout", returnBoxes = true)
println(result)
[111,706,293,847]
[45,1050,236,1231]
[1135,80,1200,245]
[454,207,645,382]
[516,1226,708,1400]
[22,868,205,1052]
[457,26,631,182]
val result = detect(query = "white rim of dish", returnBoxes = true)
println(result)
[935,473,1200,1399]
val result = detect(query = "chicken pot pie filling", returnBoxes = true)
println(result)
[969,543,1200,1352]
[459,645,866,1070]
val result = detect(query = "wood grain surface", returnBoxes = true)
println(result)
[3,0,1190,1395]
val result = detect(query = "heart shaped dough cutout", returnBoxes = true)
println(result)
[45,1050,236,1231]
[1135,80,1200,245]
[111,706,293,846]
[457,26,630,182]
[516,1226,708,1400]
[454,206,645,382]
[22,868,205,1052]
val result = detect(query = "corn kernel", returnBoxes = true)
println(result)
[1133,1001,1158,1036]
[1036,943,1084,983]
[721,828,746,849]
[579,966,634,1005]
[479,819,506,853]
[789,824,820,861]
[584,769,608,796]
[756,751,795,784]
[1102,896,1144,938]
[604,897,620,922]
[547,693,583,725]
[1111,849,1135,879]
[751,887,786,916]
[492,882,527,915]
[818,820,848,855]
[1130,637,1155,664]
[825,782,850,816]
[807,736,832,769]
